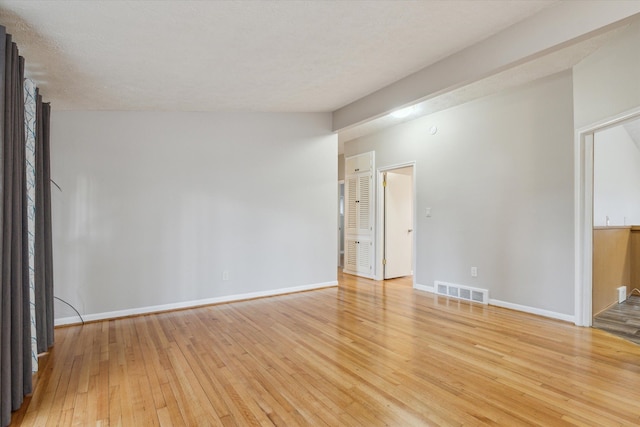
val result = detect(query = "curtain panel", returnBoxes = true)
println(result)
[34,93,53,354]
[24,78,38,374]
[0,26,54,427]
[0,30,30,427]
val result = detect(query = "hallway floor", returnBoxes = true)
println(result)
[593,294,640,346]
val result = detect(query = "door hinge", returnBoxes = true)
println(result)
[383,180,387,187]
[382,258,386,265]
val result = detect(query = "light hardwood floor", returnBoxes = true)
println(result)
[12,271,640,426]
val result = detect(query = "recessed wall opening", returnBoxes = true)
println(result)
[376,163,416,283]
[590,115,640,343]
[576,107,640,328]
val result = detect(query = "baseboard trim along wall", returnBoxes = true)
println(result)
[488,299,575,323]
[414,283,435,293]
[415,283,574,323]
[55,281,338,326]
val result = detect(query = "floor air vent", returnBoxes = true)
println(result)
[434,281,489,304]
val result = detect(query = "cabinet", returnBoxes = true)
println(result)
[343,152,374,277]
[345,237,372,274]
[346,153,372,175]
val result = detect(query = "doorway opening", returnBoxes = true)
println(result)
[376,163,416,282]
[590,116,640,340]
[576,107,640,327]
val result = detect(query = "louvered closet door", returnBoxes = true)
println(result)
[356,239,371,273]
[345,238,371,275]
[357,174,371,234]
[345,238,358,272]
[343,151,374,278]
[345,176,358,234]
[345,173,372,235]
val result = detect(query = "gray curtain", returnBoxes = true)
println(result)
[0,26,53,427]
[0,30,31,427]
[35,93,53,353]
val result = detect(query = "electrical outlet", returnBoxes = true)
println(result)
[222,270,230,281]
[471,267,477,277]
[425,207,432,217]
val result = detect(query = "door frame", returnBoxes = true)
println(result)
[375,162,416,284]
[575,106,640,326]
[337,180,344,268]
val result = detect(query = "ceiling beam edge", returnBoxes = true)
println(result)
[331,1,640,132]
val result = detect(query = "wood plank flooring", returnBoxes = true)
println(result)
[11,272,640,426]
[593,294,640,345]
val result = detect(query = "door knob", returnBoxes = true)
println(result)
[408,229,413,232]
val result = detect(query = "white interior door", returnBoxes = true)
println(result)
[384,171,413,279]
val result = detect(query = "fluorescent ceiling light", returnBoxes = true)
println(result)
[390,106,416,119]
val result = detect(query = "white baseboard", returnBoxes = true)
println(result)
[414,283,434,293]
[55,280,338,327]
[413,284,573,322]
[489,299,574,323]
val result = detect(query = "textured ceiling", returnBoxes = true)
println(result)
[338,27,625,144]
[0,0,555,112]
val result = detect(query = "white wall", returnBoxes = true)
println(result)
[345,71,575,316]
[573,19,640,129]
[593,125,640,226]
[51,112,337,322]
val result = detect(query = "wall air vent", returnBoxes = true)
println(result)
[437,283,447,294]
[434,281,489,305]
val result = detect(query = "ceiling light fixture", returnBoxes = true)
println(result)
[390,106,416,119]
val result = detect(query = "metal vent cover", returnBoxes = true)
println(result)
[434,281,489,305]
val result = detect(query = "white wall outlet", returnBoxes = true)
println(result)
[617,286,627,303]
[222,270,230,281]
[425,207,432,217]
[471,267,477,277]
